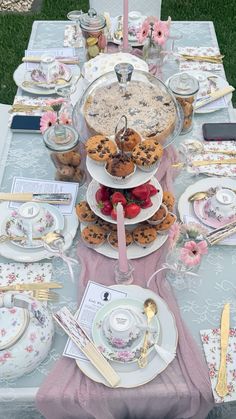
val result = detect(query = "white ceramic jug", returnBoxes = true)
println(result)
[0,292,54,380]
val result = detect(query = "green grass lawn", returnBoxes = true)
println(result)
[0,0,235,105]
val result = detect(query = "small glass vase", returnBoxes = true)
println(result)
[165,247,201,291]
[143,38,164,78]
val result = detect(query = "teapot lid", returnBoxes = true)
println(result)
[168,72,199,96]
[0,306,29,350]
[79,8,106,32]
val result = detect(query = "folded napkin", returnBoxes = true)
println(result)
[36,146,213,419]
[200,327,236,403]
[178,46,222,72]
[0,262,52,287]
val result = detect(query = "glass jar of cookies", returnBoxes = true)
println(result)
[79,8,107,60]
[168,73,199,134]
[43,125,85,185]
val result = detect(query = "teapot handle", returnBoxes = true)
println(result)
[0,292,46,325]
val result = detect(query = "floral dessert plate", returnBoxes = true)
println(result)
[86,178,163,225]
[193,197,236,229]
[178,177,236,245]
[86,156,159,189]
[0,306,29,351]
[92,298,160,363]
[76,284,178,388]
[3,203,64,249]
[13,64,81,96]
[82,52,148,83]
[0,202,78,262]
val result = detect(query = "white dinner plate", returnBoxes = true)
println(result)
[86,156,159,189]
[76,284,178,388]
[86,177,163,225]
[178,177,236,245]
[0,202,78,261]
[92,298,160,363]
[165,70,231,114]
[13,63,81,96]
[80,223,168,259]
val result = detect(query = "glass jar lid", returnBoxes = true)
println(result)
[79,8,106,32]
[43,125,79,152]
[168,72,199,96]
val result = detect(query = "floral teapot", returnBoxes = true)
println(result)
[0,292,54,380]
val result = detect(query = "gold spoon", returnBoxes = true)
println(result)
[138,298,157,368]
[188,188,236,202]
[0,231,64,244]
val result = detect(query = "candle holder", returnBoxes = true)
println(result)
[114,261,134,285]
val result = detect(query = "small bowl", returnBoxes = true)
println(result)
[103,308,140,348]
[206,188,236,219]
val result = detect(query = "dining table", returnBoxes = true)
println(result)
[0,18,236,419]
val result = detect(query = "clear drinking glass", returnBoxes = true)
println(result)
[67,10,84,48]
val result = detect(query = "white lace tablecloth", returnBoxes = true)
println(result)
[0,20,236,419]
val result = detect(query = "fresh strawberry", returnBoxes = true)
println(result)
[131,185,150,201]
[140,197,153,209]
[111,191,127,207]
[111,207,118,220]
[95,187,110,203]
[99,200,113,216]
[125,203,141,219]
[146,183,158,197]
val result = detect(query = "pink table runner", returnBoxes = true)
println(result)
[36,147,214,419]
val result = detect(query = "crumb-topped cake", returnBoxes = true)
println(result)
[84,81,176,142]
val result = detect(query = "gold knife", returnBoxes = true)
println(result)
[0,192,72,204]
[22,56,79,65]
[0,282,63,291]
[215,303,230,398]
[195,86,235,110]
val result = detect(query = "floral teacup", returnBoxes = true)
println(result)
[103,308,140,348]
[17,202,54,240]
[206,188,236,220]
[128,11,144,41]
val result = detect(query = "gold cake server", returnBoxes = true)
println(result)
[215,303,230,398]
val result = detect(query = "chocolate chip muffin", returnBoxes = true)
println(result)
[155,212,177,233]
[133,224,157,248]
[162,191,175,212]
[105,153,136,183]
[86,135,117,165]
[115,128,142,153]
[81,225,106,248]
[132,140,163,172]
[147,204,168,226]
[108,230,133,249]
[95,218,117,235]
[76,201,98,224]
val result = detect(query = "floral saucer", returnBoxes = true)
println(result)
[31,63,71,88]
[92,298,160,363]
[193,198,236,228]
[3,204,64,249]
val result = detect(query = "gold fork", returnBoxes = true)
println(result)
[33,289,59,301]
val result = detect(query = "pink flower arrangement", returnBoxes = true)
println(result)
[180,240,208,267]
[137,16,171,46]
[40,98,72,134]
[168,221,208,268]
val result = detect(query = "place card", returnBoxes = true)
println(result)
[200,327,236,403]
[9,177,78,215]
[63,281,127,361]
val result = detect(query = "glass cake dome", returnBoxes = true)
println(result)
[73,63,183,148]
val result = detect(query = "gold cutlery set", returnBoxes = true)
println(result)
[0,282,62,301]
[215,303,230,398]
[180,54,224,64]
